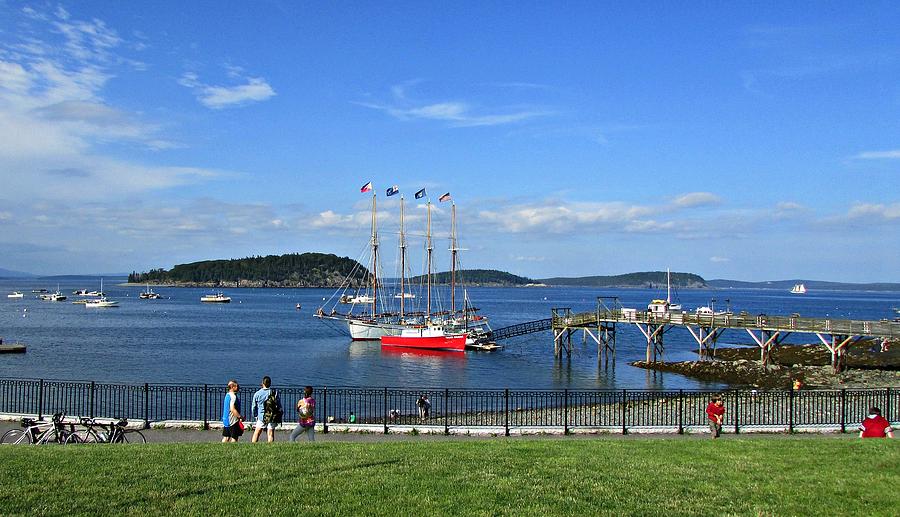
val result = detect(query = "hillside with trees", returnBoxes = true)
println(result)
[539,271,707,288]
[129,253,367,288]
[409,269,534,286]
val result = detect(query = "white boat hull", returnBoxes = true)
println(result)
[347,319,406,340]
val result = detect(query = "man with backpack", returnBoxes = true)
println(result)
[251,376,283,443]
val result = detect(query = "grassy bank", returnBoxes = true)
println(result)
[0,439,897,515]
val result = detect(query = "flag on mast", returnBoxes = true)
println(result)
[360,181,373,193]
[439,192,451,202]
[414,188,426,199]
[386,185,399,196]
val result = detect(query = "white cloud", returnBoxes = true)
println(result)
[853,150,900,160]
[846,203,900,220]
[0,7,214,201]
[357,83,550,127]
[710,256,730,263]
[179,72,276,109]
[672,192,721,208]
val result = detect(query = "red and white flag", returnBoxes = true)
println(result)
[439,192,451,202]
[360,181,373,193]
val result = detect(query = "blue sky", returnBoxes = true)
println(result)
[0,1,898,282]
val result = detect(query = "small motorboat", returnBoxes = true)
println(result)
[7,292,24,299]
[296,303,302,310]
[201,293,231,303]
[85,297,119,308]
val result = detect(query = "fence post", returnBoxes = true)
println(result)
[143,383,150,430]
[323,387,329,434]
[38,379,44,419]
[90,381,95,418]
[885,388,892,423]
[734,390,740,434]
[677,389,683,435]
[203,384,209,430]
[564,389,569,435]
[504,388,509,437]
[788,388,794,434]
[383,387,388,434]
[621,389,627,435]
[444,388,450,436]
[840,389,846,433]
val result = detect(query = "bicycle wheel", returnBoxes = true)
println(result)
[1,429,32,445]
[64,433,84,445]
[37,428,62,445]
[123,430,146,444]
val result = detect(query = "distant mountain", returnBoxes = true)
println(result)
[409,269,534,286]
[539,272,707,288]
[0,267,35,278]
[707,279,900,292]
[129,253,367,288]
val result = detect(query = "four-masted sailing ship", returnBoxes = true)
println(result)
[314,185,491,347]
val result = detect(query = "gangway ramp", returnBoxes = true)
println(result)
[486,318,552,342]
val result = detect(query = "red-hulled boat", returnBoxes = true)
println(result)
[380,327,466,351]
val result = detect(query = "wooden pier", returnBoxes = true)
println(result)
[551,298,899,372]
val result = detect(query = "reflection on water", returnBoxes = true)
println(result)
[380,345,467,361]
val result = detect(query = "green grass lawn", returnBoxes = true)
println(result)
[0,438,897,515]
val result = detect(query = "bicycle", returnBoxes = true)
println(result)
[0,413,76,445]
[65,417,146,444]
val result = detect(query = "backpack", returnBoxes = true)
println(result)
[263,389,283,425]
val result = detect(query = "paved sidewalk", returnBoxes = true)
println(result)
[0,421,858,443]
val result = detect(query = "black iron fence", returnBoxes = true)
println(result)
[0,377,895,435]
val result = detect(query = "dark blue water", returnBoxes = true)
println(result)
[1,277,897,389]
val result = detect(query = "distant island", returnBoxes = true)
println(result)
[410,269,534,286]
[707,279,900,292]
[539,272,707,288]
[128,253,368,288]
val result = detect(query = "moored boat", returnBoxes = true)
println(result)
[7,292,24,299]
[85,297,119,308]
[139,284,160,299]
[201,292,231,303]
[381,327,466,351]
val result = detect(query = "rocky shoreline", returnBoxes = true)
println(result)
[631,340,900,389]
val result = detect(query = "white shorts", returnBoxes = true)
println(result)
[255,420,276,430]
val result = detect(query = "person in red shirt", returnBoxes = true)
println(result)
[706,396,725,439]
[859,407,894,438]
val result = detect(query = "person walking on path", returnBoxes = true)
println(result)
[859,407,894,438]
[416,394,431,422]
[290,386,316,442]
[705,396,725,439]
[221,380,243,443]
[251,376,275,443]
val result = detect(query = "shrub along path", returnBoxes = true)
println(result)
[0,438,896,515]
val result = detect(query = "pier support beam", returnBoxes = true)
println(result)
[583,324,616,365]
[745,329,791,366]
[636,323,668,363]
[553,328,574,358]
[815,334,859,373]
[686,326,725,359]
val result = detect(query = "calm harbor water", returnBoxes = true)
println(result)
[1,277,897,390]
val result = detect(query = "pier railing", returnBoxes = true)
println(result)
[0,378,895,435]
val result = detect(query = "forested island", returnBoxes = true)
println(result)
[539,272,707,288]
[128,253,367,288]
[410,269,534,286]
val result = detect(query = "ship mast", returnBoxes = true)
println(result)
[426,201,433,323]
[371,193,378,317]
[450,203,458,315]
[399,196,406,319]
[666,268,671,305]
